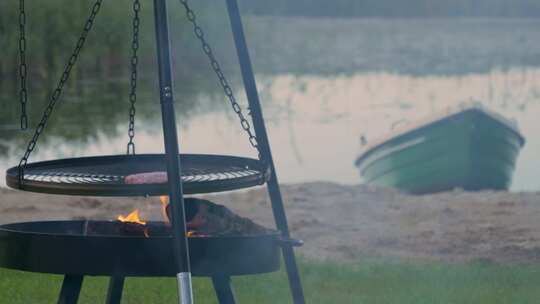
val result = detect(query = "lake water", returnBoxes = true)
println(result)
[1,17,540,191]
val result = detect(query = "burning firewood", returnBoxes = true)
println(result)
[85,220,152,237]
[110,197,271,238]
[166,198,271,236]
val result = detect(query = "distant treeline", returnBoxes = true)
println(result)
[0,0,227,90]
[240,0,540,18]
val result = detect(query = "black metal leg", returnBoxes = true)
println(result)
[212,276,237,304]
[106,276,125,304]
[225,1,306,303]
[57,275,84,304]
[152,0,193,303]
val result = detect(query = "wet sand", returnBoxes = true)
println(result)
[1,183,540,263]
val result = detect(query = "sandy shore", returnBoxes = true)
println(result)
[1,183,540,263]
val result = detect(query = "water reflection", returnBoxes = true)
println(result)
[1,68,539,191]
[0,75,229,150]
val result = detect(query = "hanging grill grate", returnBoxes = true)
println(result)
[6,154,270,196]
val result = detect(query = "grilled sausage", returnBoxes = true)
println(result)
[124,171,168,184]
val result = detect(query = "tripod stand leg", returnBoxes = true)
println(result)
[106,276,125,304]
[57,275,84,304]
[225,0,306,303]
[152,0,194,303]
[212,276,237,304]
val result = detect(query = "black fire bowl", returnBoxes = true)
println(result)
[0,221,284,277]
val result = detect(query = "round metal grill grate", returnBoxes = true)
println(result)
[6,154,270,196]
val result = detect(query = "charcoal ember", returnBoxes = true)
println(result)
[166,198,272,236]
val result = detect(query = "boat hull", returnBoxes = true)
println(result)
[355,108,525,194]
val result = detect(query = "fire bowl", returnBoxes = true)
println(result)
[0,221,282,277]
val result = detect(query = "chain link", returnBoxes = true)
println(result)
[18,0,103,186]
[179,0,261,158]
[126,0,141,155]
[19,0,28,130]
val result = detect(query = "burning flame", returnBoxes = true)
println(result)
[117,209,146,225]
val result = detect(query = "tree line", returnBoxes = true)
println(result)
[240,0,540,18]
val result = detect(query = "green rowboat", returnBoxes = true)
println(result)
[354,105,525,194]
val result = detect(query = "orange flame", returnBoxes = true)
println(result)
[117,209,146,225]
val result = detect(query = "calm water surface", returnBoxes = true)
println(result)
[1,18,539,191]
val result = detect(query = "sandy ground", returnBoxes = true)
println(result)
[1,183,540,264]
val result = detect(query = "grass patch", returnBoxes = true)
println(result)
[1,258,540,303]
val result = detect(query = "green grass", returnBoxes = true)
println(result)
[1,258,540,303]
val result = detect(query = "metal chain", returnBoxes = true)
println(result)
[179,0,261,158]
[18,0,28,130]
[126,0,141,155]
[17,0,103,185]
